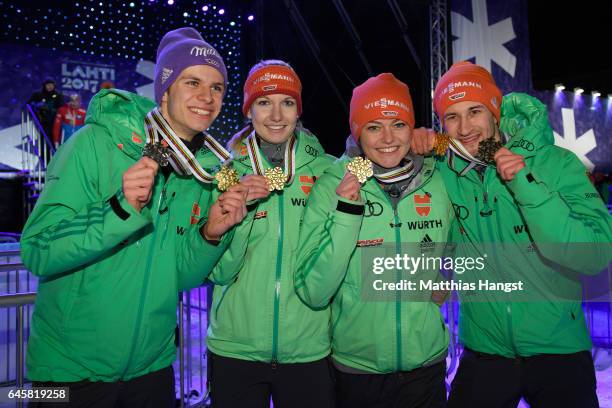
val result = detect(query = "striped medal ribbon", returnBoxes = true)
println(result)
[446,137,488,167]
[245,130,297,190]
[143,108,231,183]
[373,159,417,184]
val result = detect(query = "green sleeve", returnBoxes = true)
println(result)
[206,204,256,286]
[175,186,235,291]
[507,146,612,275]
[21,126,151,278]
[294,172,364,309]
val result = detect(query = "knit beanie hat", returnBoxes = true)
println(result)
[433,61,502,123]
[154,27,227,104]
[349,73,415,140]
[242,65,302,116]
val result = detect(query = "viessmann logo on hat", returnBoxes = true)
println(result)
[439,81,483,98]
[364,97,409,112]
[252,72,296,86]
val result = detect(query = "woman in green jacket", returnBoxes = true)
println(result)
[206,60,336,407]
[295,73,454,408]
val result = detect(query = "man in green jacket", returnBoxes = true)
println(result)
[413,61,612,408]
[21,27,248,407]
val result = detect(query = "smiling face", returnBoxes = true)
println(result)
[359,118,412,168]
[160,65,224,141]
[247,93,298,144]
[442,100,500,156]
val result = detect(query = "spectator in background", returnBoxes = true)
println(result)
[27,78,64,141]
[52,93,86,148]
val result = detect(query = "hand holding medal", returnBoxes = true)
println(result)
[335,156,371,202]
[492,147,525,181]
[336,170,362,202]
[122,157,159,212]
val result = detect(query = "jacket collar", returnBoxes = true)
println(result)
[230,127,325,175]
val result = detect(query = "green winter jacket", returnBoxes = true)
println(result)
[206,129,336,363]
[439,92,612,357]
[295,153,455,374]
[21,89,233,382]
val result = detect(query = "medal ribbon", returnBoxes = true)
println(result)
[143,108,230,183]
[373,159,417,184]
[245,130,297,185]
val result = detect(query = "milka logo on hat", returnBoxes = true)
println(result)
[382,110,399,117]
[364,98,409,112]
[161,68,173,84]
[262,84,278,92]
[253,72,295,86]
[449,92,466,101]
[440,81,483,97]
[190,46,218,57]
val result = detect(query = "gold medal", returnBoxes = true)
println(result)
[215,165,239,191]
[265,167,288,191]
[433,133,450,157]
[347,156,374,183]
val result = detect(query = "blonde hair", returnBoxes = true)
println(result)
[227,59,297,151]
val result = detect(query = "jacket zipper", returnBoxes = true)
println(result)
[393,208,403,372]
[158,174,178,250]
[379,175,434,372]
[122,180,164,376]
[158,189,174,249]
[272,193,285,366]
[378,186,404,373]
[483,169,519,356]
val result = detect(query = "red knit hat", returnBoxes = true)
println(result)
[433,61,502,123]
[349,73,415,141]
[242,65,302,116]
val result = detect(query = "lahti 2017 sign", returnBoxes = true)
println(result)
[0,43,153,171]
[61,61,116,94]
